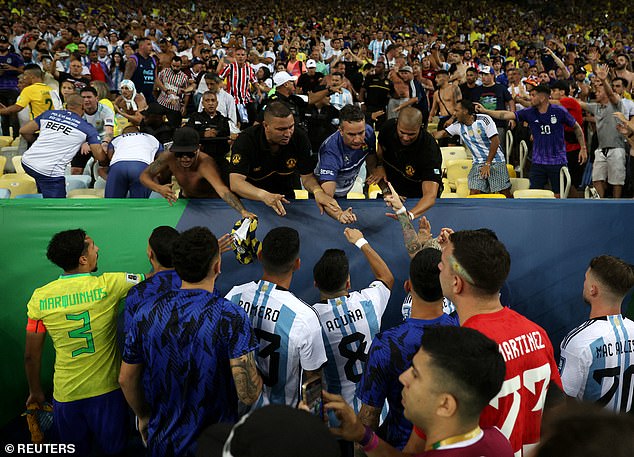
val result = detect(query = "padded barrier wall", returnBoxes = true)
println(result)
[1,198,633,426]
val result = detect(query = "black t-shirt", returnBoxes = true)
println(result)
[58,72,91,91]
[470,83,512,128]
[304,104,339,155]
[459,82,476,101]
[258,92,308,128]
[187,111,231,174]
[297,71,324,94]
[378,118,443,197]
[363,74,393,110]
[229,124,315,197]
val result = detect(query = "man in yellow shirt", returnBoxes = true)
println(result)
[24,229,144,455]
[0,65,59,120]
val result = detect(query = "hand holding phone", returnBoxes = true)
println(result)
[301,375,323,419]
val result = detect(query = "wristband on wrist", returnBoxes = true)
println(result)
[395,206,407,215]
[408,211,415,221]
[362,432,380,452]
[358,425,374,446]
[355,238,369,249]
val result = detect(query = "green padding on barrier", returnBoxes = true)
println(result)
[0,200,186,426]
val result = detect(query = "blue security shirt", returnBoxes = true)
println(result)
[356,313,458,449]
[315,124,376,197]
[123,288,258,457]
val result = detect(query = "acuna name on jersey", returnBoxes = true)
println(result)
[325,308,365,333]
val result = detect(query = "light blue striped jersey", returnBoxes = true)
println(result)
[312,280,390,412]
[445,114,505,164]
[226,280,327,408]
[559,314,634,413]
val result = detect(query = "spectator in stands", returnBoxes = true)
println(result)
[104,125,163,198]
[327,326,512,456]
[477,84,587,196]
[428,70,461,145]
[0,65,59,123]
[140,127,254,217]
[156,55,192,127]
[559,255,634,412]
[124,37,158,103]
[120,226,262,457]
[0,33,24,137]
[434,99,511,197]
[114,79,148,126]
[25,229,144,455]
[578,65,626,198]
[219,47,258,127]
[20,94,105,197]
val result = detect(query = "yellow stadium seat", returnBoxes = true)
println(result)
[68,188,105,198]
[294,189,309,199]
[513,189,555,199]
[368,183,381,199]
[0,146,19,172]
[346,192,366,200]
[445,159,472,190]
[427,123,438,132]
[0,136,13,148]
[466,193,506,198]
[440,191,459,198]
[441,147,469,171]
[506,164,516,178]
[0,156,6,176]
[0,174,37,197]
[12,155,25,174]
[11,136,20,146]
[510,178,530,195]
[455,178,469,197]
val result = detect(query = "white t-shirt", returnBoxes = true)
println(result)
[312,281,390,411]
[226,280,328,408]
[83,103,115,140]
[109,132,163,166]
[23,110,100,177]
[559,314,634,413]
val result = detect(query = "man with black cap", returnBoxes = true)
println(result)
[0,34,25,137]
[140,126,255,218]
[139,102,174,145]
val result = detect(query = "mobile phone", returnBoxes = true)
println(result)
[301,375,323,419]
[378,178,392,196]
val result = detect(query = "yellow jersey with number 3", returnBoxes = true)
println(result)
[16,82,54,119]
[27,272,144,402]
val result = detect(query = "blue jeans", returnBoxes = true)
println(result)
[105,161,151,198]
[22,162,66,198]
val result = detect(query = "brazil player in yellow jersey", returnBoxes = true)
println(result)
[24,229,143,455]
[0,65,58,120]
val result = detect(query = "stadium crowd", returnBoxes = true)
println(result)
[6,0,634,456]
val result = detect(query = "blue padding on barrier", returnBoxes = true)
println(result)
[178,198,634,355]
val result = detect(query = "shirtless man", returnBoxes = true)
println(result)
[140,126,254,218]
[428,70,461,145]
[612,53,634,91]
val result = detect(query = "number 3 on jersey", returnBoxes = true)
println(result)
[66,310,95,357]
[254,328,281,386]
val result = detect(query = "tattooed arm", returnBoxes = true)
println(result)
[383,182,423,258]
[200,158,256,218]
[230,351,263,405]
[140,153,177,203]
[358,403,381,430]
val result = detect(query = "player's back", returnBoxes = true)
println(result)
[559,314,634,413]
[312,280,390,411]
[226,280,327,407]
[463,307,561,457]
[27,272,143,402]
